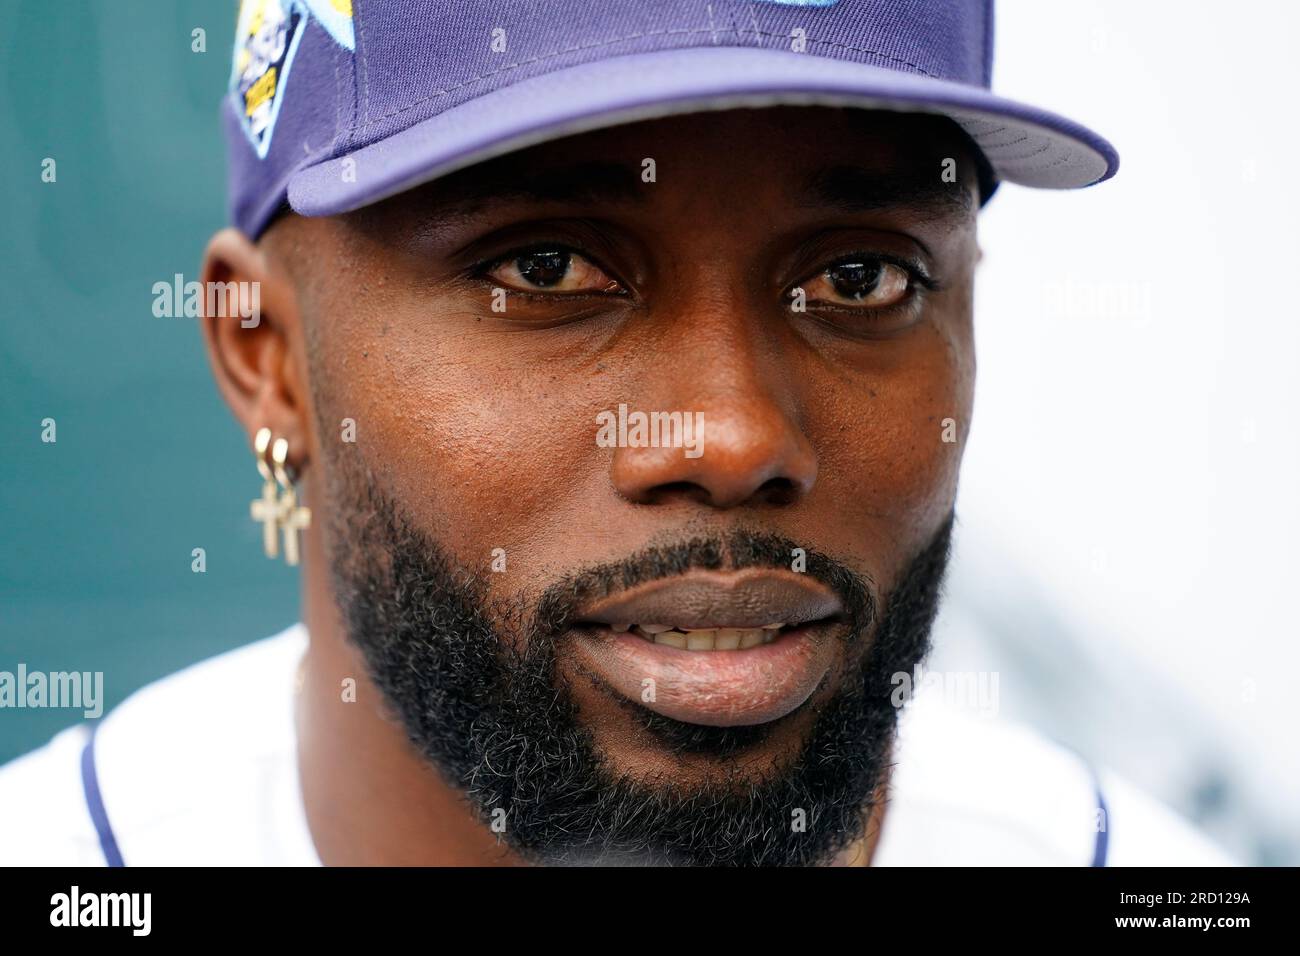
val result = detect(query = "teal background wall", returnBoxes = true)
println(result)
[0,2,299,763]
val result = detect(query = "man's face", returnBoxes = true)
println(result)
[261,106,979,863]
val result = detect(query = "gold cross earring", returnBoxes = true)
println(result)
[270,435,311,566]
[248,427,312,565]
[249,427,281,559]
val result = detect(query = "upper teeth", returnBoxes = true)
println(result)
[626,623,785,650]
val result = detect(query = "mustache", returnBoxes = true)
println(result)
[529,529,878,643]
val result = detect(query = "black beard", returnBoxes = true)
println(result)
[326,478,952,866]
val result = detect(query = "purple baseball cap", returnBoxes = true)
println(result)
[224,0,1118,239]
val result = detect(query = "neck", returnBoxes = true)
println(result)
[297,527,512,864]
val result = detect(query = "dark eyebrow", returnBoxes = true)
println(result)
[434,160,646,213]
[798,165,974,218]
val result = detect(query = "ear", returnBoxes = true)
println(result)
[199,227,312,473]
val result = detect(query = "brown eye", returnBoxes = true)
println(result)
[486,248,624,294]
[802,258,912,308]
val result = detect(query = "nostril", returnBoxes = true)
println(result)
[642,480,713,507]
[756,476,800,506]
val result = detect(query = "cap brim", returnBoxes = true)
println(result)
[288,45,1117,218]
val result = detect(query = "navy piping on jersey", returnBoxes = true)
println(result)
[1092,783,1110,867]
[79,725,125,867]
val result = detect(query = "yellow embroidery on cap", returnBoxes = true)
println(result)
[245,67,278,116]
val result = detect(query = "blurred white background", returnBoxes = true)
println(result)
[932,0,1300,864]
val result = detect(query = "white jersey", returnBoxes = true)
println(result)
[0,624,1235,866]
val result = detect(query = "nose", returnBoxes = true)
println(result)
[609,361,818,511]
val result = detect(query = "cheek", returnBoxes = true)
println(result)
[806,317,974,566]
[308,290,608,569]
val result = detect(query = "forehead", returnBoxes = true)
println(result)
[352,106,979,227]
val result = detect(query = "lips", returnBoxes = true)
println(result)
[568,570,844,727]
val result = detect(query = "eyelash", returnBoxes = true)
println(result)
[809,251,938,298]
[773,251,938,336]
[470,243,627,298]
[853,252,936,289]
